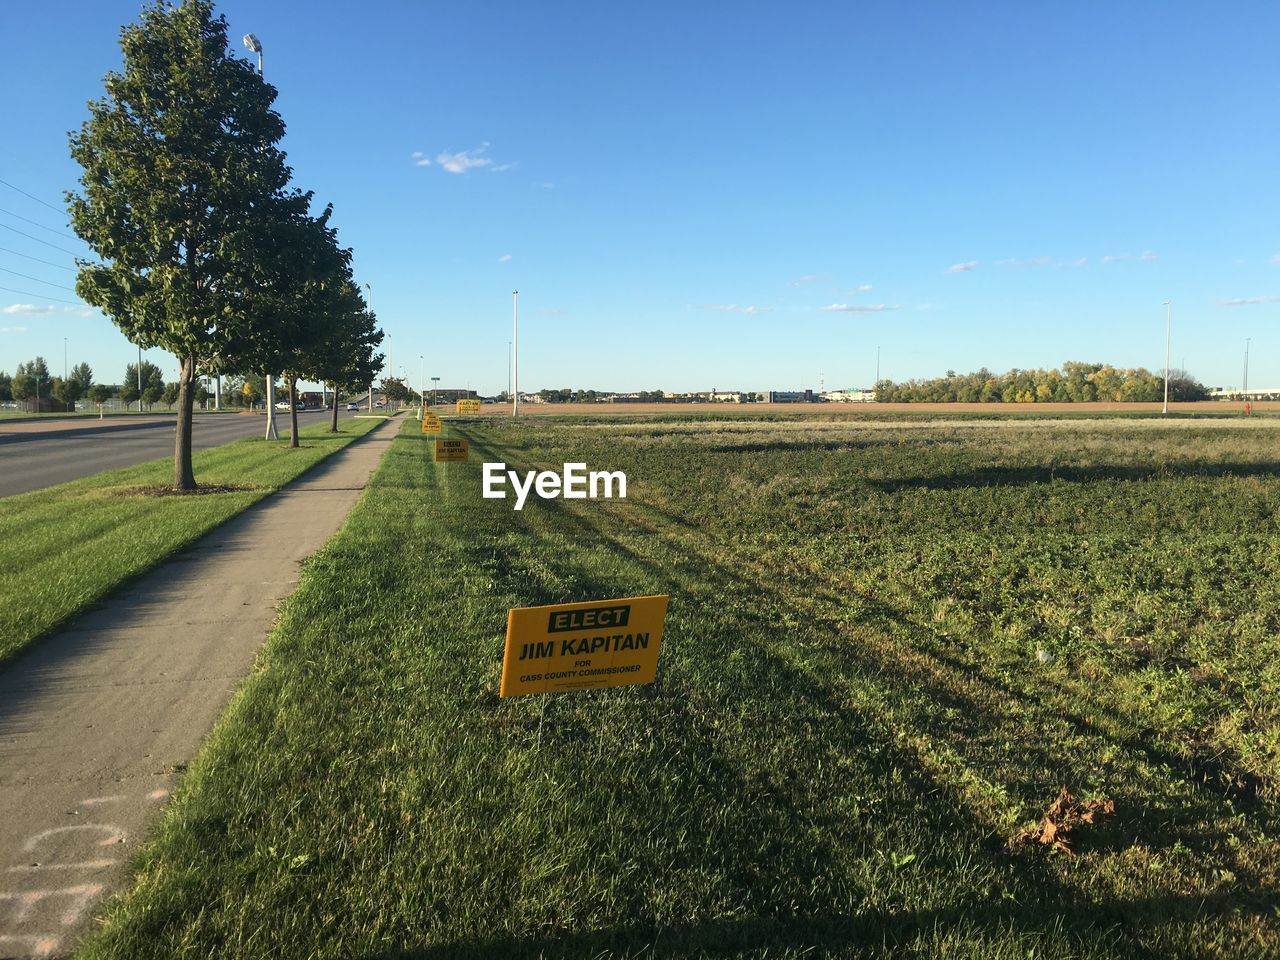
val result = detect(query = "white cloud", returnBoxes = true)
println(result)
[1103,251,1159,264]
[419,142,513,175]
[790,274,819,286]
[1067,257,1088,268]
[541,181,555,189]
[847,284,873,293]
[1219,295,1280,306]
[701,304,773,314]
[497,254,512,263]
[822,303,899,313]
[1270,254,1280,265]
[0,325,28,333]
[2,303,53,315]
[995,256,1052,268]
[946,261,978,273]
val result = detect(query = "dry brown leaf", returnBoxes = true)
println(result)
[1013,787,1115,855]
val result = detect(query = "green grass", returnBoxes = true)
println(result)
[80,415,1280,958]
[0,416,388,661]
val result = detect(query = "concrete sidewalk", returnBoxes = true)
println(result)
[0,419,399,959]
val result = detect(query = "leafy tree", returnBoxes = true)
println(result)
[69,362,93,395]
[69,0,306,489]
[52,376,85,410]
[162,382,180,407]
[89,384,114,406]
[314,290,383,433]
[0,371,10,402]
[12,358,51,404]
[142,384,165,410]
[122,361,165,411]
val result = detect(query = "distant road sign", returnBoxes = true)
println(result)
[421,413,442,434]
[455,398,481,414]
[435,438,468,462]
[500,595,669,697]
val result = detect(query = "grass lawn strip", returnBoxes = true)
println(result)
[79,415,1280,959]
[0,415,389,661]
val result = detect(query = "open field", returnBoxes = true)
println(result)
[81,413,1280,958]
[448,401,1280,419]
[0,416,388,662]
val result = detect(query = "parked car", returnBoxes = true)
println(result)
[274,401,291,411]
[347,402,360,411]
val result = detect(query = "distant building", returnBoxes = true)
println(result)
[1209,387,1280,401]
[822,389,876,403]
[766,389,817,403]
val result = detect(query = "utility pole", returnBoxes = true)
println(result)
[513,290,519,418]
[138,343,143,413]
[876,345,881,386]
[244,32,277,440]
[1244,337,1251,413]
[1162,300,1171,415]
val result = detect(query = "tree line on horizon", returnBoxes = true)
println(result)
[64,0,384,489]
[873,361,1209,404]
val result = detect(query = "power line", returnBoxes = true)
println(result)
[0,283,84,306]
[0,222,82,258]
[0,246,74,271]
[0,176,69,216]
[0,206,74,240]
[0,265,77,292]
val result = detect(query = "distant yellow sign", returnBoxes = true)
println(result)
[421,412,442,434]
[455,398,481,414]
[499,595,669,697]
[434,438,469,462]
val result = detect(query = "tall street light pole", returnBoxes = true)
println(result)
[419,355,425,420]
[1162,300,1172,415]
[243,33,277,440]
[512,290,519,418]
[1244,337,1251,411]
[364,282,374,410]
[138,343,143,413]
[431,376,439,409]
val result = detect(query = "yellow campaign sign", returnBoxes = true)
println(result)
[455,398,481,414]
[500,595,669,697]
[434,438,469,462]
[421,412,442,434]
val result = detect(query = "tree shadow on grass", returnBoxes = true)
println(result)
[389,438,1268,958]
[867,461,1280,491]
[385,887,1279,960]
[437,430,1280,957]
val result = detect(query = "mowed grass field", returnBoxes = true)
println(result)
[81,414,1280,959]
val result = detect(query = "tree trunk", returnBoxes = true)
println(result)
[288,376,300,448]
[330,384,340,433]
[174,354,197,490]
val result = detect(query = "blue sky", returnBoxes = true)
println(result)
[1,1,1277,393]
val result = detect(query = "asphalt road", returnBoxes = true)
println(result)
[0,408,360,498]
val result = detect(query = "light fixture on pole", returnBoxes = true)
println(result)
[512,290,519,418]
[1162,300,1172,415]
[243,32,276,440]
